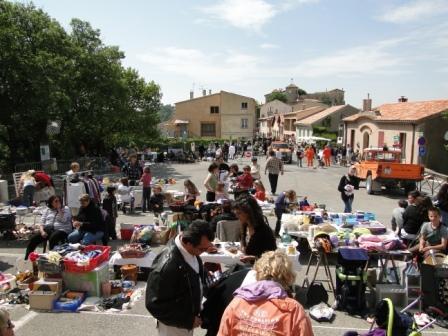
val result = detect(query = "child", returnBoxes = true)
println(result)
[416,207,448,255]
[299,196,310,209]
[149,185,165,215]
[274,190,297,236]
[253,180,266,202]
[140,166,152,212]
[117,177,134,214]
[184,179,200,205]
[250,158,261,180]
[102,186,118,240]
[215,182,229,202]
[235,165,254,199]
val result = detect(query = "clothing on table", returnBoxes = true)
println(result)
[150,193,165,213]
[218,280,313,336]
[420,221,448,246]
[245,223,276,258]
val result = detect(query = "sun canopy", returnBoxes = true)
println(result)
[296,136,331,143]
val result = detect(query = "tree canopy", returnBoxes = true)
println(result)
[0,1,161,171]
[267,91,288,103]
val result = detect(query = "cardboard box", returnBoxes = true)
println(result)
[62,261,109,297]
[33,279,62,294]
[29,291,58,310]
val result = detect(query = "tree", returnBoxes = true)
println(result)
[298,88,307,96]
[0,1,162,171]
[267,91,288,103]
[158,104,174,122]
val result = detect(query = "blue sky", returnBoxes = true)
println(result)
[16,0,448,107]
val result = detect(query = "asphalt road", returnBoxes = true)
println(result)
[1,157,446,336]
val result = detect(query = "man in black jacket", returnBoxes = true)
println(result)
[68,194,105,245]
[146,220,214,335]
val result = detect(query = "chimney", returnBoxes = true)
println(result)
[209,89,212,95]
[202,89,206,97]
[398,96,408,103]
[190,91,194,99]
[362,93,372,112]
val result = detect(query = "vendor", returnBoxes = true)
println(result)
[274,190,297,237]
[149,184,165,215]
[233,196,276,264]
[184,179,200,205]
[235,165,253,198]
[415,207,448,255]
[25,195,72,260]
[0,308,15,336]
[68,194,104,245]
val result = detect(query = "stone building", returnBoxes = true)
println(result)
[164,90,257,140]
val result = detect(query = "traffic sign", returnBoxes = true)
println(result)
[418,146,426,157]
[417,137,426,146]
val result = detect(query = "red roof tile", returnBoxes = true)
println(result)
[344,99,448,122]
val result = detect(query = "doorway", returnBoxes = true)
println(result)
[363,132,370,149]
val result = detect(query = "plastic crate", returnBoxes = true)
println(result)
[63,245,111,273]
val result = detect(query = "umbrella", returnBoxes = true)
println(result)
[297,136,331,142]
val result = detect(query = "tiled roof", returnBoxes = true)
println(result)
[344,100,448,122]
[296,105,349,125]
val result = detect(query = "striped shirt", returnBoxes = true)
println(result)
[265,157,284,175]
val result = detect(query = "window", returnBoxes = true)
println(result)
[210,106,219,114]
[201,123,216,137]
[241,118,248,129]
[241,102,248,109]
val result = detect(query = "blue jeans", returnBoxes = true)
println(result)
[343,197,353,213]
[68,230,104,245]
[22,185,35,207]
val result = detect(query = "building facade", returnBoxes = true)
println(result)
[167,91,256,140]
[344,99,448,174]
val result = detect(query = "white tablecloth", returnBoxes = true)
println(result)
[109,251,156,268]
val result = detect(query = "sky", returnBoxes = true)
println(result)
[15,0,448,107]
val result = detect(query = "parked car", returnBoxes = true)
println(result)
[271,141,293,164]
[354,147,424,194]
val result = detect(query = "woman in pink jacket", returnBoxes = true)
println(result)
[218,250,314,336]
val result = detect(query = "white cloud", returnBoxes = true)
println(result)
[199,0,318,31]
[137,47,264,83]
[295,43,405,78]
[378,0,448,23]
[201,0,276,32]
[260,43,279,49]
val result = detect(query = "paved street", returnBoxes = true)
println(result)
[1,157,446,336]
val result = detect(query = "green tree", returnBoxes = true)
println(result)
[0,1,162,171]
[297,88,307,96]
[267,91,288,103]
[158,104,174,122]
